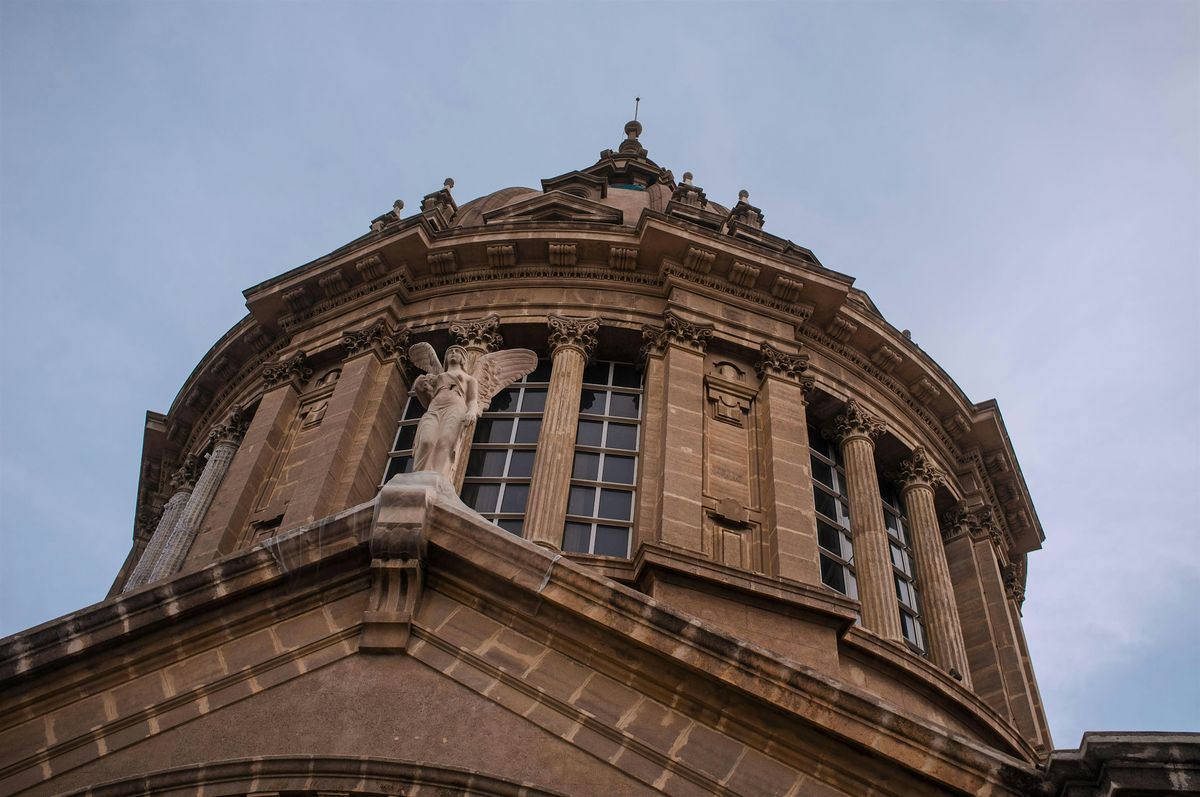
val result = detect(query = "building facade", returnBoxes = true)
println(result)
[1,122,1195,796]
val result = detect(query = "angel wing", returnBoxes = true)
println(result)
[407,342,444,376]
[471,349,538,415]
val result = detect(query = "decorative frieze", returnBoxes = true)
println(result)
[911,377,941,404]
[450,314,503,352]
[262,350,313,389]
[871,344,901,374]
[281,286,312,314]
[728,261,761,288]
[486,243,517,269]
[683,246,716,274]
[771,275,804,302]
[896,447,947,490]
[547,316,599,360]
[945,412,971,439]
[985,451,1010,475]
[356,254,388,281]
[755,342,810,384]
[608,246,638,271]
[830,399,886,443]
[212,355,238,383]
[826,315,858,343]
[427,250,458,275]
[548,242,577,267]
[244,325,273,353]
[317,271,350,298]
[641,311,714,356]
[184,385,212,410]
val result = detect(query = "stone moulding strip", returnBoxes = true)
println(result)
[418,501,1043,795]
[63,755,572,797]
[277,268,410,334]
[660,260,815,322]
[409,264,663,293]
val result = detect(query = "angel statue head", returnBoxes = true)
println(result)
[405,341,538,483]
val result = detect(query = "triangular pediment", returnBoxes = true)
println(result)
[482,190,623,225]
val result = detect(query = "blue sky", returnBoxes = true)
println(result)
[1,0,1196,748]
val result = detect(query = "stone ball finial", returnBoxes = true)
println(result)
[738,189,749,202]
[393,199,404,211]
[902,329,912,339]
[443,178,454,190]
[682,171,694,184]
[624,120,642,139]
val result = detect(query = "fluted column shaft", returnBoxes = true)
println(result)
[149,426,242,581]
[523,317,598,548]
[834,400,903,641]
[123,487,191,591]
[899,450,971,685]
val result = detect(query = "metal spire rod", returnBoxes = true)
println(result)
[634,96,640,121]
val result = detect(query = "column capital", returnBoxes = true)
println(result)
[262,350,313,390]
[547,315,599,360]
[450,313,503,352]
[755,342,811,387]
[342,318,411,362]
[941,503,1003,547]
[641,310,714,358]
[208,404,248,447]
[896,447,946,491]
[829,399,886,444]
[1002,561,1026,607]
[169,455,203,492]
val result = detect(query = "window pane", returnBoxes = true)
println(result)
[608,393,640,418]
[500,484,529,513]
[846,571,859,600]
[820,555,847,594]
[810,457,834,488]
[514,417,542,444]
[462,483,500,513]
[404,400,426,421]
[817,520,842,555]
[607,423,638,450]
[395,424,417,451]
[466,449,507,478]
[489,388,516,413]
[813,488,838,520]
[384,455,410,482]
[579,389,604,415]
[567,486,595,517]
[475,418,513,444]
[527,359,552,383]
[563,522,591,553]
[577,420,604,447]
[582,363,610,385]
[520,389,547,412]
[598,489,632,521]
[602,455,635,484]
[508,450,535,477]
[497,519,524,536]
[890,543,905,570]
[573,452,600,480]
[594,525,630,557]
[612,364,642,388]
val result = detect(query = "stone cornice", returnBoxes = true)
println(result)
[547,315,599,360]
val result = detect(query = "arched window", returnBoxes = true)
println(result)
[881,481,926,653]
[809,425,858,599]
[562,361,642,557]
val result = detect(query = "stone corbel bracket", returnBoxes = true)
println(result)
[359,475,443,653]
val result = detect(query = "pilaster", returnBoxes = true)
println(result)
[897,448,971,685]
[755,343,820,585]
[523,316,598,549]
[831,400,903,642]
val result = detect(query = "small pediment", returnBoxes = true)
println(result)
[482,190,623,225]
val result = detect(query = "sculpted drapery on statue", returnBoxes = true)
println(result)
[406,342,538,481]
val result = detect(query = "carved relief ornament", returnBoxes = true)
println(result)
[755,342,811,387]
[641,311,714,357]
[829,399,886,444]
[449,314,503,352]
[208,404,248,447]
[169,455,203,492]
[342,318,411,363]
[262,350,313,389]
[547,316,599,360]
[896,447,947,491]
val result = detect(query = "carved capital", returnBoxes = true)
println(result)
[209,404,248,447]
[450,314,503,352]
[343,319,411,366]
[1002,562,1026,606]
[262,350,313,390]
[547,316,599,360]
[661,311,714,352]
[169,455,202,492]
[756,342,809,384]
[897,447,946,491]
[830,399,885,443]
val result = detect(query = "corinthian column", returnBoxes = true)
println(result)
[523,316,599,549]
[123,457,200,591]
[831,400,903,641]
[897,448,971,684]
[148,408,247,581]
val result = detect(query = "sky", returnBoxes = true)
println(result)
[1,0,1197,750]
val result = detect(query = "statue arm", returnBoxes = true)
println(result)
[464,375,480,424]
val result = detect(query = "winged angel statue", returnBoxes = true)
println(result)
[406,343,538,481]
